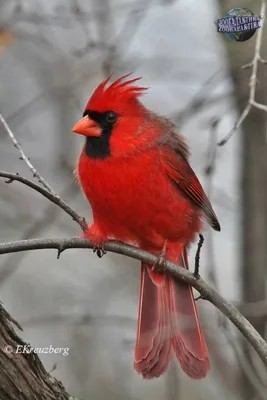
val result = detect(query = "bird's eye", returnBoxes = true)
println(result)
[106,111,117,123]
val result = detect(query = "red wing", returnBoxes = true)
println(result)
[163,146,220,231]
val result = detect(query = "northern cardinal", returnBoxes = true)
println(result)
[73,74,220,380]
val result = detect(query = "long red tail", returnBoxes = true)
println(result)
[134,245,209,379]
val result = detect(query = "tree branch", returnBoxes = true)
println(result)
[0,171,87,231]
[0,113,54,192]
[0,236,267,368]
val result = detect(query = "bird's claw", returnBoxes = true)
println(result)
[93,243,107,258]
[152,256,167,274]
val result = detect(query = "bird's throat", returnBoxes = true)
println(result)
[85,135,111,159]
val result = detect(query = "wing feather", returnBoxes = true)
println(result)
[162,135,220,231]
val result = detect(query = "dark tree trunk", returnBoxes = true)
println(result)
[0,303,72,400]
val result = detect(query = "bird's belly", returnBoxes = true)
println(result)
[78,153,200,246]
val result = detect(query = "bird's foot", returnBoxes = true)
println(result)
[151,239,168,274]
[81,223,108,258]
[93,243,107,258]
[152,255,167,274]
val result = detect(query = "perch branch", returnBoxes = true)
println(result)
[0,237,267,368]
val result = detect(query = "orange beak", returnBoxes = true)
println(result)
[72,116,101,137]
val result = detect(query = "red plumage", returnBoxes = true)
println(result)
[73,74,220,380]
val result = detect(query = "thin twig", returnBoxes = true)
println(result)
[0,113,54,192]
[204,117,220,287]
[218,0,267,146]
[172,71,222,126]
[114,0,153,57]
[0,172,87,231]
[0,237,267,368]
[194,234,204,277]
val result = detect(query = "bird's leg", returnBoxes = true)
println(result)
[152,239,168,274]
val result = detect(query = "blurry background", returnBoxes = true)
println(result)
[0,0,266,399]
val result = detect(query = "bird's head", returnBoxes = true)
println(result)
[72,74,151,159]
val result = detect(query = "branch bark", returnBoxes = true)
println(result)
[1,236,267,369]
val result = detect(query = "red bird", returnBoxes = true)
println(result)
[72,74,220,380]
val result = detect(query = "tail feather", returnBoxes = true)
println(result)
[134,264,161,365]
[142,288,172,379]
[134,245,209,380]
[134,264,172,377]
